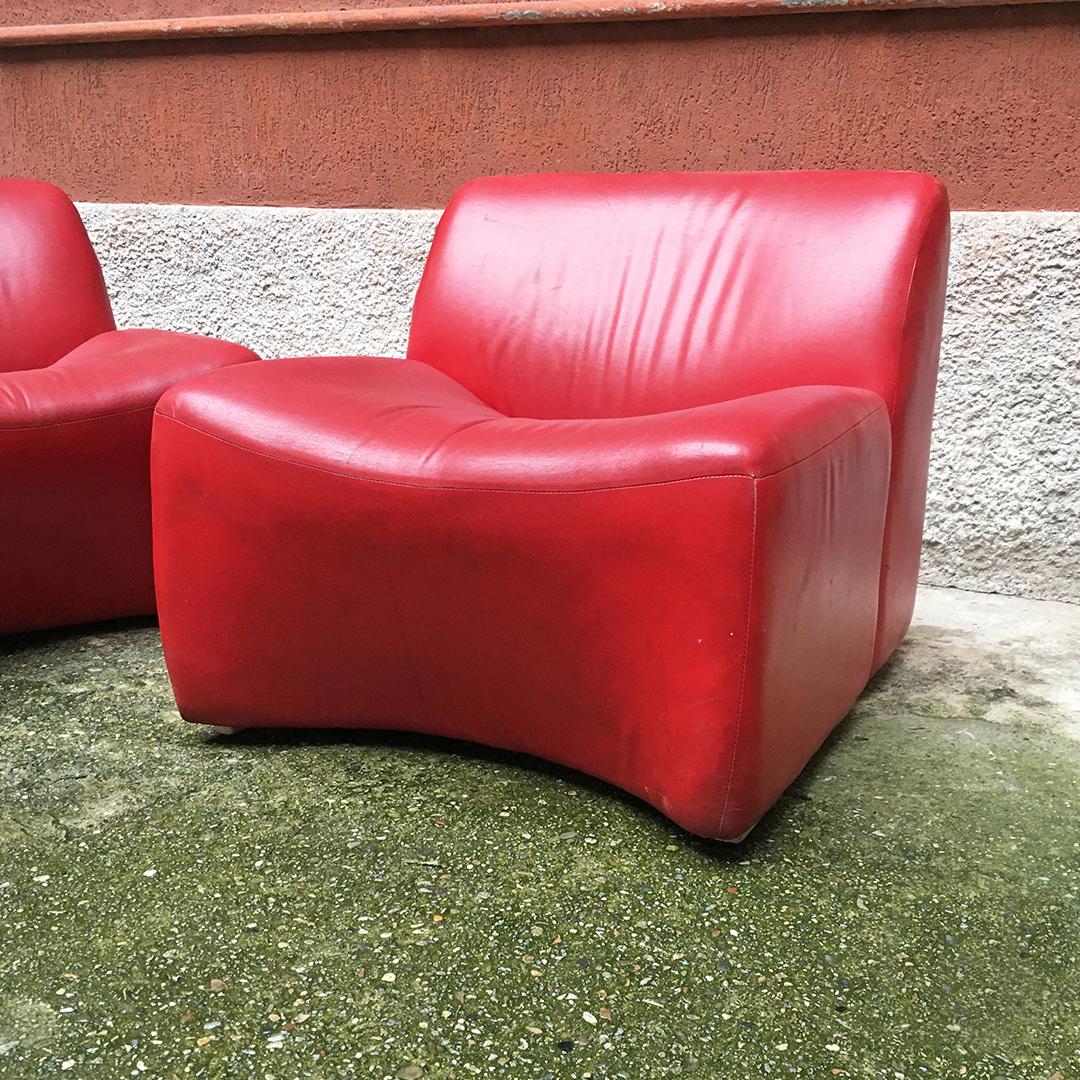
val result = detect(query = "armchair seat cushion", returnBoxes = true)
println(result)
[153,355,891,840]
[158,355,886,492]
[1,329,255,428]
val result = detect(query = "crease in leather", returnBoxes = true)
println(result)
[0,403,153,432]
[717,474,758,838]
[415,415,502,470]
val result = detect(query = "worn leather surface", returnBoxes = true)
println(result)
[152,170,947,839]
[0,181,258,633]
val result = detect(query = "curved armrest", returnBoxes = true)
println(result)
[468,383,890,490]
[0,329,258,429]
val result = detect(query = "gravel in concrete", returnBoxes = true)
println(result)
[0,587,1076,1078]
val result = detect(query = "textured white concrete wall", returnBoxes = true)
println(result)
[926,212,1079,603]
[78,203,1080,604]
[80,203,442,360]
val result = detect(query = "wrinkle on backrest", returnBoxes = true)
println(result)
[408,170,945,421]
[0,179,115,374]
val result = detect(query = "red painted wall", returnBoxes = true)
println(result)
[1,3,1077,209]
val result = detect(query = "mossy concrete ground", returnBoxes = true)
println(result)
[0,586,1076,1080]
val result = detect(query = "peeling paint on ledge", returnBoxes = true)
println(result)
[0,0,1069,47]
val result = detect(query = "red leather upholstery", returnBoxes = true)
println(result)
[0,179,115,374]
[152,171,948,839]
[410,171,950,670]
[0,179,259,634]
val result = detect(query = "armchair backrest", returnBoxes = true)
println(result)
[409,171,950,668]
[0,179,115,373]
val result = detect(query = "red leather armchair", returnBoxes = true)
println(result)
[152,171,949,840]
[0,179,258,634]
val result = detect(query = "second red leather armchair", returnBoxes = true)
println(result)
[0,179,258,634]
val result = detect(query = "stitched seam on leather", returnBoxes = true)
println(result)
[0,404,154,432]
[154,402,886,495]
[891,194,942,421]
[717,476,758,838]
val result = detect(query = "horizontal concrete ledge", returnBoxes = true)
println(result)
[0,0,1067,47]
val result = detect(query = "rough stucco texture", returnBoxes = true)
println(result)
[6,4,1080,210]
[81,203,443,361]
[77,202,1080,604]
[926,212,1080,603]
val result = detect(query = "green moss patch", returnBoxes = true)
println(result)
[0,623,1076,1078]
